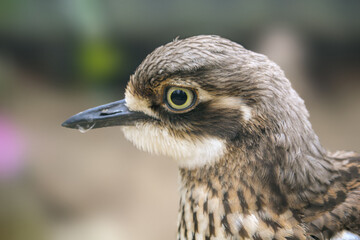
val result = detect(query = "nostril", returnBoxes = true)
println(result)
[100,109,109,116]
[100,109,123,116]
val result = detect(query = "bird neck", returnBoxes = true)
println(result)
[177,135,336,239]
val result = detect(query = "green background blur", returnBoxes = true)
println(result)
[0,1,359,239]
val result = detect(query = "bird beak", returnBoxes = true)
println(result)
[62,99,150,130]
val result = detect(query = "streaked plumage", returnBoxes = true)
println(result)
[63,35,360,240]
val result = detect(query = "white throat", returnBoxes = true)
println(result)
[121,123,226,169]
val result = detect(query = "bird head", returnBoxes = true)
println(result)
[63,35,316,169]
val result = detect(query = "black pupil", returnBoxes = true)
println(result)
[170,90,188,105]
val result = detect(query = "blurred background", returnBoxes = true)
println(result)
[0,0,359,239]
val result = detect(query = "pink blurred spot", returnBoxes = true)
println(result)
[0,114,24,178]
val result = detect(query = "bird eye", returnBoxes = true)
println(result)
[165,87,196,111]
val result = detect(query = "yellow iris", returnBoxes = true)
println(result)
[166,87,195,110]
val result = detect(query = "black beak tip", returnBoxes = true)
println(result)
[61,121,69,128]
[61,117,78,129]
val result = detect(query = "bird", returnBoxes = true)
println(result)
[62,35,360,240]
